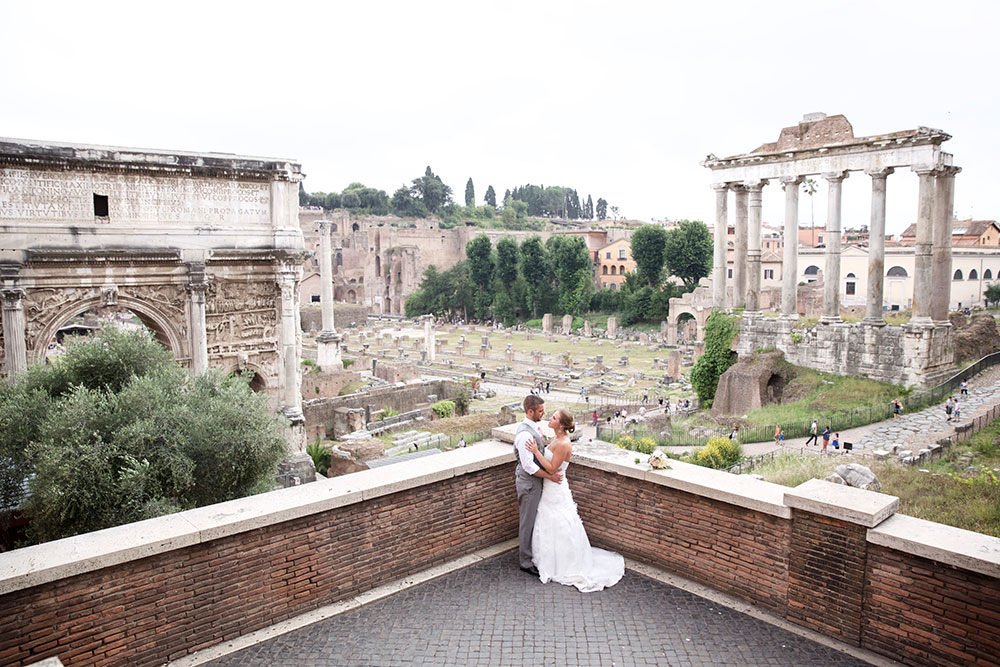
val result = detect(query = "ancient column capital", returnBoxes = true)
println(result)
[822,171,849,183]
[729,183,747,194]
[779,175,804,186]
[938,165,962,177]
[318,219,334,233]
[743,179,768,192]
[0,287,25,308]
[710,182,730,193]
[911,164,940,176]
[865,167,895,180]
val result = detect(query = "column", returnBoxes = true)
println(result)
[732,185,748,309]
[278,268,304,420]
[316,220,342,370]
[424,316,436,362]
[780,176,803,318]
[711,183,729,309]
[745,180,766,316]
[821,172,848,324]
[931,166,960,324]
[1,287,27,377]
[910,166,937,327]
[864,168,893,326]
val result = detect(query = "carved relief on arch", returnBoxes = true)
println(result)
[23,286,101,352]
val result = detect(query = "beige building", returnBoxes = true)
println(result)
[595,239,636,290]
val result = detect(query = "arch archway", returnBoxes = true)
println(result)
[30,295,185,363]
[347,289,357,303]
[668,307,707,345]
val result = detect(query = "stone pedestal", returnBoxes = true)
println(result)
[667,350,681,379]
[584,320,592,337]
[316,330,343,369]
[607,317,618,338]
[561,314,573,335]
[542,313,553,334]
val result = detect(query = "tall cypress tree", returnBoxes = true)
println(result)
[465,178,475,207]
[484,185,497,208]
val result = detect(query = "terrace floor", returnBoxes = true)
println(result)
[196,548,890,667]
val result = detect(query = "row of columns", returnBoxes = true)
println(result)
[712,165,959,325]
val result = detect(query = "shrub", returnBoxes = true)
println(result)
[3,326,289,545]
[690,436,742,470]
[689,310,739,407]
[302,358,316,367]
[453,389,470,416]
[378,406,401,420]
[431,400,455,419]
[342,358,355,369]
[306,440,331,476]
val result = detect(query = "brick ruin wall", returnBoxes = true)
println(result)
[302,379,463,433]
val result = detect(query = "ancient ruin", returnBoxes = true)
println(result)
[704,114,959,386]
[0,137,309,446]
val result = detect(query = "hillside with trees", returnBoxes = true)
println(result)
[299,167,613,231]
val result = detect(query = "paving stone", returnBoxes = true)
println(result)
[206,551,875,666]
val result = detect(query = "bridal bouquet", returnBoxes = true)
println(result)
[648,450,671,470]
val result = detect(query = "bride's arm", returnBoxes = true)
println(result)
[525,440,559,473]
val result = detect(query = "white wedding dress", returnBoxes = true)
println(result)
[531,449,625,592]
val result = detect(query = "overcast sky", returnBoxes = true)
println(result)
[2,0,997,236]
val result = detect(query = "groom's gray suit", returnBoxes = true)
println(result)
[514,419,547,569]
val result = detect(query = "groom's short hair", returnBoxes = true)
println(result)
[523,395,544,413]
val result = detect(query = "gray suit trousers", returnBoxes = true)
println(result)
[515,470,544,568]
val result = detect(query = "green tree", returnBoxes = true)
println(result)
[465,178,475,207]
[585,194,594,220]
[630,225,669,287]
[325,192,342,210]
[1,327,288,544]
[298,183,308,206]
[689,311,739,407]
[484,185,497,208]
[596,198,608,220]
[411,166,453,214]
[391,186,429,217]
[986,283,1000,306]
[520,236,554,317]
[495,237,520,286]
[466,235,495,318]
[664,220,713,289]
[547,236,592,316]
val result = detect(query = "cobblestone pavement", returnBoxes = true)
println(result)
[855,366,1000,452]
[206,550,874,666]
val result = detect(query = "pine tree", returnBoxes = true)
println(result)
[465,178,475,207]
[586,194,594,220]
[484,185,496,208]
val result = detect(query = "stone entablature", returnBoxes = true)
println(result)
[0,138,308,441]
[1,440,997,666]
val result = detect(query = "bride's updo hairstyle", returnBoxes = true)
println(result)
[556,410,576,434]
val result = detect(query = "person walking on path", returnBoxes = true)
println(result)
[774,424,781,445]
[893,399,902,419]
[945,396,955,421]
[954,400,962,421]
[832,432,840,450]
[805,420,819,446]
[821,426,831,452]
[961,380,969,397]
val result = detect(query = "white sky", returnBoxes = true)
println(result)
[2,0,998,236]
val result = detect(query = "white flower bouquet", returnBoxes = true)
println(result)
[648,450,671,470]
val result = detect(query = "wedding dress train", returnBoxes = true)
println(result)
[531,452,624,592]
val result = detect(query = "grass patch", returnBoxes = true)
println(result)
[338,380,367,396]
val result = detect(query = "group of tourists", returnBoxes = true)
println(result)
[773,420,840,452]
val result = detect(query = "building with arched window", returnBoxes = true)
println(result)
[594,239,636,291]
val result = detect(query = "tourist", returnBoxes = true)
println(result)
[580,387,586,399]
[945,396,955,421]
[953,400,961,421]
[658,396,664,408]
[821,426,831,452]
[805,420,819,446]
[832,433,840,450]
[642,390,649,403]
[774,424,781,444]
[545,381,550,394]
[592,411,598,427]
[459,436,467,448]
[893,399,902,419]
[778,429,785,444]
[729,427,738,441]
[961,380,969,396]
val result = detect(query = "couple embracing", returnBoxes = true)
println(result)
[514,395,624,592]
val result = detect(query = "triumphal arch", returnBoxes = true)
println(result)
[0,137,308,433]
[703,114,958,387]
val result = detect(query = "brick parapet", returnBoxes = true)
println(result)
[1,441,999,666]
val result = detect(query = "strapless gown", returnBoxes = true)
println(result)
[531,451,624,592]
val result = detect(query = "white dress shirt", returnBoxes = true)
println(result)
[514,418,543,475]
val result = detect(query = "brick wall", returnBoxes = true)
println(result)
[863,545,1000,666]
[786,510,867,644]
[0,466,516,667]
[569,465,791,614]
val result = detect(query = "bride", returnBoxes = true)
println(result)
[526,410,624,592]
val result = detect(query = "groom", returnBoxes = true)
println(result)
[513,394,563,575]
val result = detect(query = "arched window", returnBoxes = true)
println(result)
[845,273,856,296]
[804,265,820,275]
[336,252,343,266]
[609,283,617,291]
[619,265,626,275]
[602,266,608,275]
[352,223,360,232]
[610,265,616,275]
[886,266,908,277]
[954,269,964,281]
[985,269,993,281]
[970,269,979,280]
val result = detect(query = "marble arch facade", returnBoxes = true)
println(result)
[703,114,958,387]
[0,138,309,445]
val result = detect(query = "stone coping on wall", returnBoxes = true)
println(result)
[783,478,899,528]
[868,513,1000,579]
